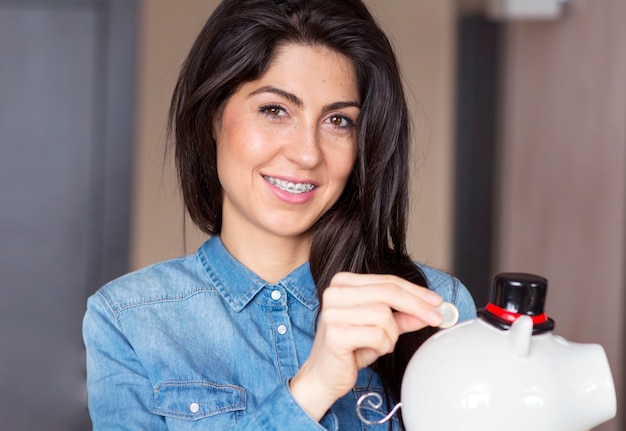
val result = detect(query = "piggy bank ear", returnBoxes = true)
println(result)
[508,315,533,358]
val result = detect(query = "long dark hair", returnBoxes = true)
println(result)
[168,0,438,423]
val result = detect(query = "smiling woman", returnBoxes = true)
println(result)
[215,44,360,279]
[83,1,476,430]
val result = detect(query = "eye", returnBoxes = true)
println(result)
[326,114,355,129]
[259,104,287,118]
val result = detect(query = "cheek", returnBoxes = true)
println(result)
[215,134,247,189]
[217,119,275,164]
[334,145,358,182]
[216,129,254,172]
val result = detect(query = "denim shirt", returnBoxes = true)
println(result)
[83,236,476,430]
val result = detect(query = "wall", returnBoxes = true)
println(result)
[131,0,217,269]
[368,1,458,271]
[0,1,137,429]
[130,0,458,273]
[494,1,626,429]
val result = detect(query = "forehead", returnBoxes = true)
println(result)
[270,42,355,70]
[251,42,360,99]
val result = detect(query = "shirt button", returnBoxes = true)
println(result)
[189,402,200,413]
[271,290,281,300]
[277,324,287,335]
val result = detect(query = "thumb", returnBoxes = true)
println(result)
[393,311,439,334]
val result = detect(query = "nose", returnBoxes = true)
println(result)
[283,123,323,169]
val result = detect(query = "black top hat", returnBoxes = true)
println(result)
[478,272,555,334]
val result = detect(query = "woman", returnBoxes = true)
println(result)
[83,0,476,429]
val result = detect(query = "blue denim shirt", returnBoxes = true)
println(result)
[83,236,476,430]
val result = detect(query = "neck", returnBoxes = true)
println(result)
[220,229,312,284]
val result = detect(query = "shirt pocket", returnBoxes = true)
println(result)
[151,380,246,426]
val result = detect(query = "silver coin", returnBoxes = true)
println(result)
[437,302,459,328]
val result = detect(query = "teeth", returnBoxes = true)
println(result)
[264,176,316,194]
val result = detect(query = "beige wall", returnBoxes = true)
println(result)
[131,0,458,272]
[368,1,458,271]
[131,0,219,269]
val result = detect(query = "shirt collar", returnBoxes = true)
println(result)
[198,236,319,312]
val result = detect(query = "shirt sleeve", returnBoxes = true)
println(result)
[452,278,478,322]
[83,293,338,431]
[419,266,478,322]
[234,381,339,431]
[83,292,168,431]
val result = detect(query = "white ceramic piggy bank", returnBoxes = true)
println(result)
[358,273,617,431]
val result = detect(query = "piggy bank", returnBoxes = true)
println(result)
[358,273,617,431]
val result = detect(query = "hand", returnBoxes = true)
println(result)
[289,272,443,420]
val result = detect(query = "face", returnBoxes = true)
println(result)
[214,43,360,246]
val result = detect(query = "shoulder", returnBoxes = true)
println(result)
[417,264,478,322]
[90,252,214,316]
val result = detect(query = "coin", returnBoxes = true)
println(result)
[437,302,459,328]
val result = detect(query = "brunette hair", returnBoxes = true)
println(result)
[168,0,438,423]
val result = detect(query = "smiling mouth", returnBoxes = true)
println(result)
[263,175,316,194]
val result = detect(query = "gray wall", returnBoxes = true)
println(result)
[0,1,137,429]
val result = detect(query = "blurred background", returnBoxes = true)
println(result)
[0,0,623,429]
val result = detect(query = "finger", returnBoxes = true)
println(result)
[322,322,398,360]
[320,304,399,348]
[322,302,397,328]
[323,284,442,327]
[331,272,443,306]
[393,311,439,334]
[354,346,385,369]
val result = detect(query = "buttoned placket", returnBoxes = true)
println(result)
[267,285,300,380]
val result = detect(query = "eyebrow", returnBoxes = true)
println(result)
[248,85,361,111]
